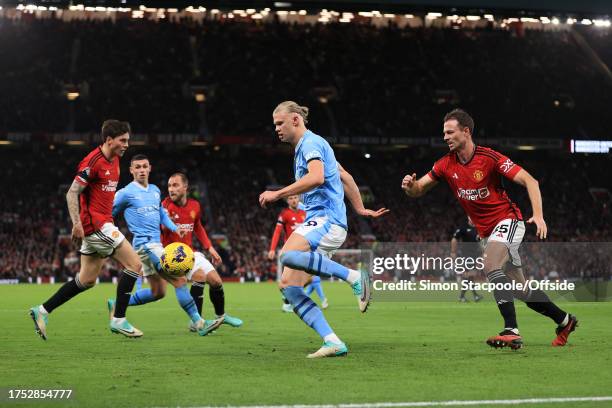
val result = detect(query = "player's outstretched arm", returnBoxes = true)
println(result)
[338,163,389,218]
[511,169,547,239]
[259,160,324,208]
[66,180,86,244]
[401,173,438,198]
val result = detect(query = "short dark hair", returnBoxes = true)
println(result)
[444,109,474,135]
[170,172,188,185]
[101,119,131,143]
[130,154,149,164]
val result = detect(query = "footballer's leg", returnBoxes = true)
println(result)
[30,254,103,340]
[506,265,577,346]
[483,241,522,350]
[109,240,143,337]
[203,269,243,328]
[280,222,370,313]
[190,282,205,316]
[279,235,347,358]
[185,268,225,336]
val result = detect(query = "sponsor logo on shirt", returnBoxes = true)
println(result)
[176,223,194,232]
[457,187,490,201]
[102,180,118,192]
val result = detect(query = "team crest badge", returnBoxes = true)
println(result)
[112,231,120,239]
[190,210,196,220]
[473,170,484,182]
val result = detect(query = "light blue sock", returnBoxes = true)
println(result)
[283,286,332,339]
[314,280,326,301]
[135,276,143,290]
[305,283,315,296]
[129,288,156,306]
[175,284,201,323]
[281,251,349,281]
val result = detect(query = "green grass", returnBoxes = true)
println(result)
[1,283,611,408]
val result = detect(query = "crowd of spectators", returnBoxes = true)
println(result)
[1,145,610,282]
[1,16,612,139]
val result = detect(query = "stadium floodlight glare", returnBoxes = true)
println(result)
[359,11,373,17]
[405,14,415,18]
[593,19,611,27]
[581,19,593,25]
[552,17,560,24]
[466,15,481,21]
[364,153,371,159]
[426,12,443,19]
[274,2,292,7]
[66,92,80,101]
[517,145,536,151]
[484,14,494,20]
[246,9,256,14]
[567,18,576,24]
[194,92,206,102]
[299,10,307,15]
[251,13,263,19]
[384,14,395,18]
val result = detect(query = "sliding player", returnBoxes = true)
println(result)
[162,172,242,330]
[259,101,388,358]
[401,109,577,349]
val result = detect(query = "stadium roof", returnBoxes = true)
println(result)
[2,0,612,16]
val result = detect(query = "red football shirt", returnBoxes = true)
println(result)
[428,146,523,238]
[269,207,306,252]
[161,197,211,249]
[74,146,120,235]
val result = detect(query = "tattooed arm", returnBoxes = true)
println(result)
[66,180,86,245]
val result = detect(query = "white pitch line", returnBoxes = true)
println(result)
[155,396,612,408]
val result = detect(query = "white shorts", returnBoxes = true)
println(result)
[136,242,164,277]
[294,216,347,258]
[186,252,215,281]
[80,222,125,258]
[482,219,525,267]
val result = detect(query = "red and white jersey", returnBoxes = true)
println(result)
[277,207,306,238]
[74,146,120,235]
[428,146,523,238]
[161,197,212,250]
[269,207,306,252]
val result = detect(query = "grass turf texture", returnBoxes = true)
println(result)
[1,283,611,408]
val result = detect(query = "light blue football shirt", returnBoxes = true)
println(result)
[294,130,347,229]
[112,181,178,248]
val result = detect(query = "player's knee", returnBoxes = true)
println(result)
[124,259,143,276]
[151,286,166,299]
[279,251,303,268]
[76,273,96,289]
[208,274,222,288]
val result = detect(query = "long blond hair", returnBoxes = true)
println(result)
[273,101,309,124]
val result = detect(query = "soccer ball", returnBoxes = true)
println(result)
[160,242,195,277]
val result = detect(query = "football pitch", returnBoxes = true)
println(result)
[1,283,611,408]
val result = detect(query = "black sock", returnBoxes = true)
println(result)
[460,289,467,298]
[525,289,567,325]
[42,274,90,313]
[487,269,518,329]
[190,282,205,315]
[472,290,480,297]
[114,269,139,319]
[280,289,290,305]
[209,284,225,316]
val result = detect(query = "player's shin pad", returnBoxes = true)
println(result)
[487,269,517,329]
[282,286,333,338]
[280,251,349,281]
